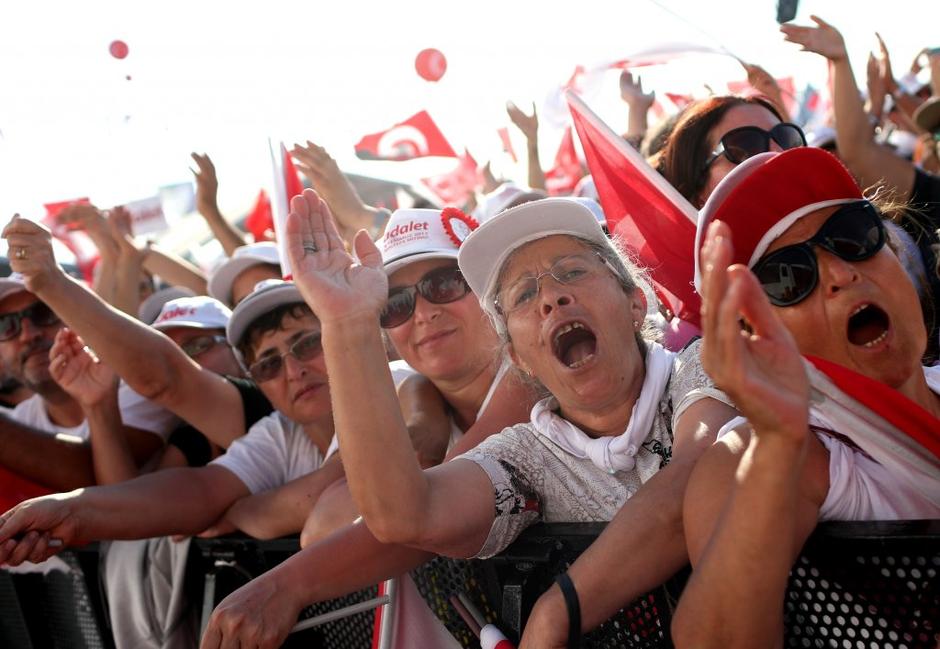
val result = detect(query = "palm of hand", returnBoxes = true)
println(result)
[292,246,387,322]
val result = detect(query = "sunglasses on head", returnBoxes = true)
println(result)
[248,331,323,383]
[0,302,60,342]
[752,201,886,307]
[380,265,471,329]
[705,123,806,167]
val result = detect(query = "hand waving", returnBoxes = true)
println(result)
[285,189,387,326]
[619,70,655,110]
[699,221,810,442]
[507,101,539,141]
[49,328,118,409]
[780,15,848,63]
[190,152,221,218]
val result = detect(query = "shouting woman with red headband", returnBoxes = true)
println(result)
[672,147,940,648]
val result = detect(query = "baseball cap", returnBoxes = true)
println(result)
[152,296,232,332]
[694,148,862,292]
[913,97,940,134]
[138,286,197,325]
[207,242,282,307]
[226,279,306,348]
[457,197,607,308]
[0,273,31,306]
[379,207,479,276]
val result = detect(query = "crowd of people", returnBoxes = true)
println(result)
[0,16,938,649]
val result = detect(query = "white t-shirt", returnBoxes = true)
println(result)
[9,383,179,441]
[211,411,334,494]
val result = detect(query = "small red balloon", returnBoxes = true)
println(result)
[109,40,129,60]
[415,48,447,82]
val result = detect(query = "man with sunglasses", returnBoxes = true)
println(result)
[0,274,177,491]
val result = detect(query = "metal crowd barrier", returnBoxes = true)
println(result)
[1,520,937,648]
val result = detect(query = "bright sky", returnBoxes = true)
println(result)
[0,0,935,242]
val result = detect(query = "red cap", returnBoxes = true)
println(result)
[693,148,862,292]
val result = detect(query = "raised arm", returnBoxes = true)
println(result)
[191,153,248,256]
[507,102,546,191]
[671,221,825,649]
[284,189,495,555]
[2,217,246,447]
[781,16,915,199]
[620,70,656,148]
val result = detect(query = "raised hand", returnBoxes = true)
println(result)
[698,221,810,442]
[49,328,118,409]
[291,141,371,234]
[285,189,387,326]
[2,215,68,294]
[0,492,84,566]
[874,33,897,94]
[190,152,221,218]
[780,15,848,62]
[619,70,655,110]
[507,101,539,141]
[107,205,149,261]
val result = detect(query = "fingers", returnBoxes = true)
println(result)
[353,229,382,269]
[728,266,796,350]
[809,14,832,29]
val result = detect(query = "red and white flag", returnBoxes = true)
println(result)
[355,111,457,161]
[244,189,275,243]
[421,150,478,206]
[42,198,100,281]
[566,91,701,326]
[544,127,582,196]
[268,139,305,278]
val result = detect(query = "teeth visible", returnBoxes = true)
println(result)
[554,322,585,343]
[568,353,595,369]
[863,330,888,348]
[851,305,867,317]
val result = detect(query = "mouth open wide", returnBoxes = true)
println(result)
[847,304,890,348]
[553,322,597,369]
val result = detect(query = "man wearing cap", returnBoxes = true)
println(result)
[0,273,177,490]
[207,241,282,308]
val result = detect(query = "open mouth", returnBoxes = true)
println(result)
[552,321,597,369]
[847,303,890,348]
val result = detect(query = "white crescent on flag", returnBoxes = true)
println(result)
[378,125,431,160]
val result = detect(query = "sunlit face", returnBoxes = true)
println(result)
[697,103,783,207]
[162,326,243,377]
[247,312,331,425]
[499,236,645,414]
[766,206,926,389]
[231,264,282,306]
[385,259,499,384]
[0,292,62,394]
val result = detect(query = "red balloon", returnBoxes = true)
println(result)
[415,48,447,82]
[109,40,129,60]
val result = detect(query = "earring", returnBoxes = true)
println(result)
[633,320,639,328]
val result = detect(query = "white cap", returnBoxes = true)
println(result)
[0,273,31,305]
[226,279,305,347]
[152,296,232,332]
[138,286,197,324]
[379,207,479,276]
[471,182,547,222]
[457,197,607,308]
[207,242,282,307]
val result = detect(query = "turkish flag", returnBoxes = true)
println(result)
[42,198,100,282]
[422,150,478,205]
[544,127,582,196]
[355,111,457,161]
[244,189,275,242]
[567,91,701,326]
[268,140,306,278]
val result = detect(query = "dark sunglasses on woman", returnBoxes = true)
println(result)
[706,123,806,167]
[752,201,886,307]
[380,265,471,329]
[0,302,60,341]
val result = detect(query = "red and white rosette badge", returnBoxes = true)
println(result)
[441,207,479,247]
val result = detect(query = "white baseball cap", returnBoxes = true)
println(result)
[0,273,31,306]
[457,198,607,308]
[208,242,282,307]
[379,207,479,276]
[138,286,197,325]
[152,296,232,332]
[226,279,306,348]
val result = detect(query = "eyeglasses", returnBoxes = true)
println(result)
[752,201,886,307]
[705,123,806,167]
[0,302,60,342]
[380,265,471,329]
[180,334,229,359]
[495,253,611,315]
[247,332,323,383]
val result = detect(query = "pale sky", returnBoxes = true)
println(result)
[0,0,936,252]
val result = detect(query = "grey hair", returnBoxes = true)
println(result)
[481,234,660,355]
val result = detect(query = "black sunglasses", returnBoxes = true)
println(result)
[0,302,60,342]
[380,265,471,329]
[706,123,806,167]
[248,331,323,383]
[752,201,886,307]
